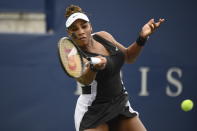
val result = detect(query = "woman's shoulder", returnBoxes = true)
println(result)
[93,31,115,43]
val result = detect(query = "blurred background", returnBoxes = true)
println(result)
[0,0,196,130]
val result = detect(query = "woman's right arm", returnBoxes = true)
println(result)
[76,65,97,85]
[76,56,107,85]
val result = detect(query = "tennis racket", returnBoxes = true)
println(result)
[58,37,101,78]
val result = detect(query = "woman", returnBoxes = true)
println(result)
[64,5,164,131]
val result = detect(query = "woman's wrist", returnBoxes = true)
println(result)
[90,64,99,72]
[136,35,149,46]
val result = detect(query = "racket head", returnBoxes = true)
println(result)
[58,37,84,78]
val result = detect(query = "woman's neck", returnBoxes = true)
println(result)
[83,38,96,52]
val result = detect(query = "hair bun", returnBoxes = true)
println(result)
[65,5,83,18]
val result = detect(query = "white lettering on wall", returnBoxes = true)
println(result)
[74,67,183,97]
[166,67,183,97]
[139,67,150,96]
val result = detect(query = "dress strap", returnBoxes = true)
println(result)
[93,34,118,55]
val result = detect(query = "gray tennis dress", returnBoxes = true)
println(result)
[74,34,138,131]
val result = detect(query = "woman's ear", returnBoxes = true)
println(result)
[67,29,72,37]
[89,23,93,33]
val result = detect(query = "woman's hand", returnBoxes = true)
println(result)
[140,18,165,38]
[78,56,107,85]
[93,56,107,70]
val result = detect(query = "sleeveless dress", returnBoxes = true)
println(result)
[74,34,138,131]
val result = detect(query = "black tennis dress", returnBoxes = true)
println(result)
[74,34,138,131]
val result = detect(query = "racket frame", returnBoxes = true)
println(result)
[58,37,85,78]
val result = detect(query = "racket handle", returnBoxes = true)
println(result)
[90,57,101,64]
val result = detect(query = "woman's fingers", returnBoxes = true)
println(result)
[94,56,107,70]
[149,18,165,30]
[155,18,165,27]
[150,23,156,30]
[141,18,165,38]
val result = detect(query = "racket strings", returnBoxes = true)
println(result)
[59,37,84,78]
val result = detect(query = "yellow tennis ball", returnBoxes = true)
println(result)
[181,99,194,112]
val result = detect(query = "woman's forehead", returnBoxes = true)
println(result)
[70,19,88,27]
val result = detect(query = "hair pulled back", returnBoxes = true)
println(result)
[65,5,84,18]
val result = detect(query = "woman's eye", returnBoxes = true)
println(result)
[71,28,78,32]
[82,25,87,29]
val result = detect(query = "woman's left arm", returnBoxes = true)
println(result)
[99,18,165,64]
[125,18,165,63]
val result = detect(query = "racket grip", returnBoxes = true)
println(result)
[90,57,101,64]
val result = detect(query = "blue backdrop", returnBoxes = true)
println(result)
[0,0,196,131]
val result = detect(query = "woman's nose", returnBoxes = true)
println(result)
[77,27,85,35]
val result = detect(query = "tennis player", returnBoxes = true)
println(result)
[64,5,164,131]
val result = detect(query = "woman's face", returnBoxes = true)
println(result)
[67,19,92,48]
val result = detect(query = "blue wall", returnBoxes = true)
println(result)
[0,0,196,131]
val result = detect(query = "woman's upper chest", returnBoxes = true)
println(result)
[89,41,110,56]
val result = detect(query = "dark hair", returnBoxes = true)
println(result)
[65,5,84,18]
